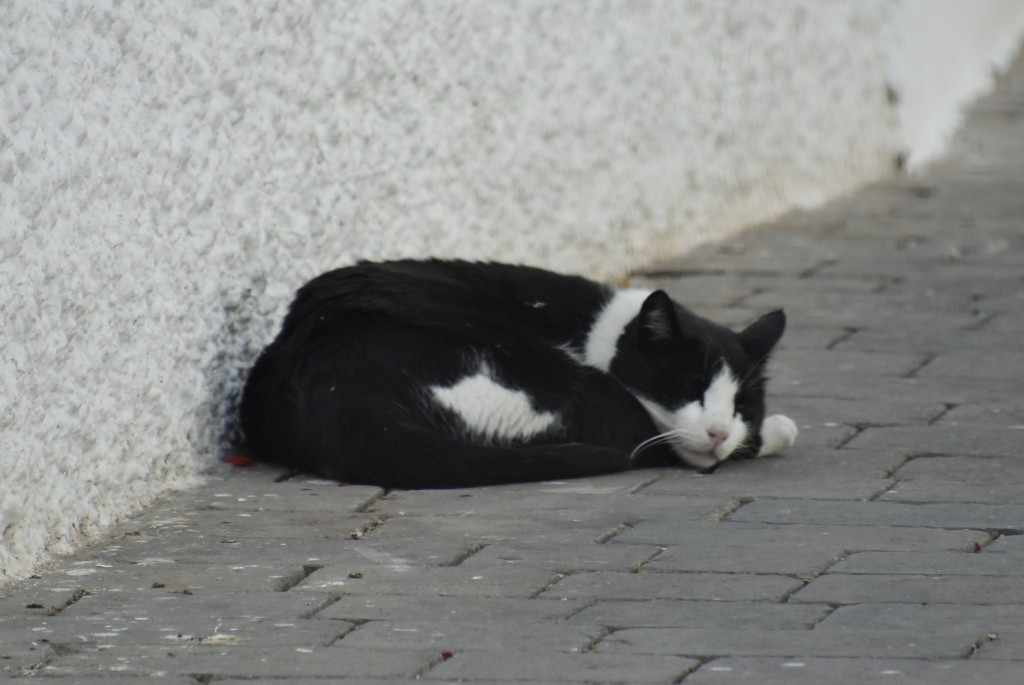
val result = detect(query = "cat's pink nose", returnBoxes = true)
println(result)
[707,426,730,449]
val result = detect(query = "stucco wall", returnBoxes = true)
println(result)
[892,0,1024,168]
[0,1,1017,583]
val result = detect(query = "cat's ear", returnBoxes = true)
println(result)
[739,309,786,361]
[637,291,682,343]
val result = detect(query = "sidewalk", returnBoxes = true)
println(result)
[3,54,1023,684]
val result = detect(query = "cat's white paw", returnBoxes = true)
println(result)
[757,414,798,457]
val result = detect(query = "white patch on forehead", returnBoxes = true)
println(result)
[583,289,653,371]
[703,365,739,421]
[430,367,558,441]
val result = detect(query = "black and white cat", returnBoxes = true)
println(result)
[240,260,797,489]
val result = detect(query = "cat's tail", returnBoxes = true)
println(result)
[247,420,634,490]
[363,427,635,489]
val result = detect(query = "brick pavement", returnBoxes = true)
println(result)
[3,52,1023,685]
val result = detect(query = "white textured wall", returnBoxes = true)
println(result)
[891,0,1024,168]
[0,0,924,583]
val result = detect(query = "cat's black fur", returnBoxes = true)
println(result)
[240,259,787,489]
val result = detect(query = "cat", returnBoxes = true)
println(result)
[239,259,797,489]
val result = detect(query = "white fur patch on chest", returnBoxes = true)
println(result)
[429,366,558,442]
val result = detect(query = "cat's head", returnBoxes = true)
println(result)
[610,290,787,471]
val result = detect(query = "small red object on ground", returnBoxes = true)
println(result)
[224,455,252,466]
[440,650,454,661]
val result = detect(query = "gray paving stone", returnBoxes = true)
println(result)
[638,450,900,501]
[696,228,966,264]
[337,619,605,653]
[729,499,1024,530]
[296,564,559,598]
[0,614,351,649]
[539,571,802,602]
[50,587,340,624]
[835,326,1019,354]
[635,272,888,299]
[985,533,1024,555]
[940,402,1024,428]
[844,305,989,340]
[976,295,1024,321]
[987,311,1024,337]
[683,657,1024,685]
[457,541,663,573]
[568,600,831,630]
[918,352,1024,381]
[771,344,923,387]
[845,425,1024,458]
[39,644,436,679]
[793,183,927,221]
[746,291,974,330]
[817,255,1024,283]
[791,574,1024,605]
[99,523,406,566]
[24,679,200,685]
[594,626,978,658]
[861,175,1024,213]
[973,631,1024,660]
[832,550,1024,575]
[771,348,928,378]
[888,269,1024,303]
[25,559,328,594]
[0,583,93,621]
[173,465,385,513]
[771,372,928,402]
[822,602,1024,633]
[424,650,699,683]
[881,456,1024,504]
[887,374,1024,403]
[382,480,731,520]
[319,595,583,623]
[360,509,635,546]
[734,228,1015,265]
[828,211,965,237]
[0,642,53,677]
[146,508,392,540]
[629,522,981,576]
[682,229,1006,275]
[649,245,817,277]
[215,681,435,685]
[767,395,944,427]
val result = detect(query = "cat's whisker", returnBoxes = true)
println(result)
[732,361,764,392]
[742,366,767,390]
[629,426,709,462]
[629,430,679,461]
